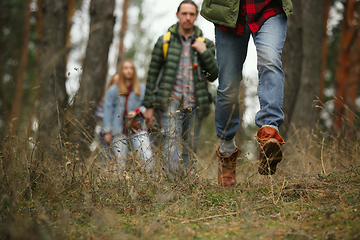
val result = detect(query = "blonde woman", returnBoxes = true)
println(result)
[103,60,153,172]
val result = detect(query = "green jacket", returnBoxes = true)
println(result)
[200,0,293,28]
[143,23,218,119]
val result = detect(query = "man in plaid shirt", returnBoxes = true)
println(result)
[201,0,293,187]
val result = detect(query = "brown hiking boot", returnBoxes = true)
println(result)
[255,126,285,175]
[215,147,241,187]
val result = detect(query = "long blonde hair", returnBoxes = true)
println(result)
[116,60,140,96]
[107,73,119,89]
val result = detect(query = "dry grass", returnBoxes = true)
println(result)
[0,124,360,240]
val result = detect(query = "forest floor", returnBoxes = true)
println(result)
[1,131,360,239]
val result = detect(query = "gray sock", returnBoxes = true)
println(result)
[219,138,236,156]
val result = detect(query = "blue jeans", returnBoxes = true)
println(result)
[215,13,287,140]
[112,131,154,172]
[153,101,202,173]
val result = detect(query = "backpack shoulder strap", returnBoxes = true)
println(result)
[162,31,171,60]
[163,32,205,60]
[154,32,171,98]
[197,36,205,42]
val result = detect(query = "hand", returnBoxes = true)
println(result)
[127,110,137,119]
[144,108,154,128]
[191,38,206,54]
[104,132,112,144]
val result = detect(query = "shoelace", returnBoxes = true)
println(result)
[220,158,236,170]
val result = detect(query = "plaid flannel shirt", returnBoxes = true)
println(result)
[172,33,196,110]
[217,0,283,35]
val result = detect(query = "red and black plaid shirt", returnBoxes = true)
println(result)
[217,0,283,35]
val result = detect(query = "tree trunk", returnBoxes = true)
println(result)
[70,0,115,157]
[0,7,8,136]
[281,0,303,138]
[345,32,360,126]
[8,0,31,136]
[333,0,357,132]
[66,0,75,65]
[345,3,360,128]
[0,26,7,130]
[319,0,331,104]
[0,54,6,141]
[290,0,325,132]
[26,0,42,139]
[118,0,130,66]
[36,0,69,149]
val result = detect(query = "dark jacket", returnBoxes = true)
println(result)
[143,23,218,119]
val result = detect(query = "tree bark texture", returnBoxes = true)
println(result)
[26,0,43,139]
[66,0,75,65]
[333,0,357,132]
[70,0,115,157]
[345,2,360,128]
[281,0,303,138]
[346,32,360,126]
[319,0,331,104]
[0,63,6,142]
[118,0,130,66]
[0,7,8,136]
[282,0,325,138]
[8,0,31,136]
[36,0,69,148]
[290,0,324,131]
[0,27,7,132]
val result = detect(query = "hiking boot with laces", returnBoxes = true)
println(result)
[255,126,285,175]
[215,147,241,187]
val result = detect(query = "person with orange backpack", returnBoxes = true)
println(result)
[143,0,218,178]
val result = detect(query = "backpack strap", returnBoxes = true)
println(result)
[153,32,171,100]
[162,31,171,60]
[162,31,205,60]
[197,36,205,42]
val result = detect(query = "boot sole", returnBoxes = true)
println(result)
[258,139,282,175]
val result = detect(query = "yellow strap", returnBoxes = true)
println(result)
[197,36,205,42]
[163,31,171,60]
[162,32,205,60]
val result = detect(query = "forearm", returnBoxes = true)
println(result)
[199,46,219,82]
